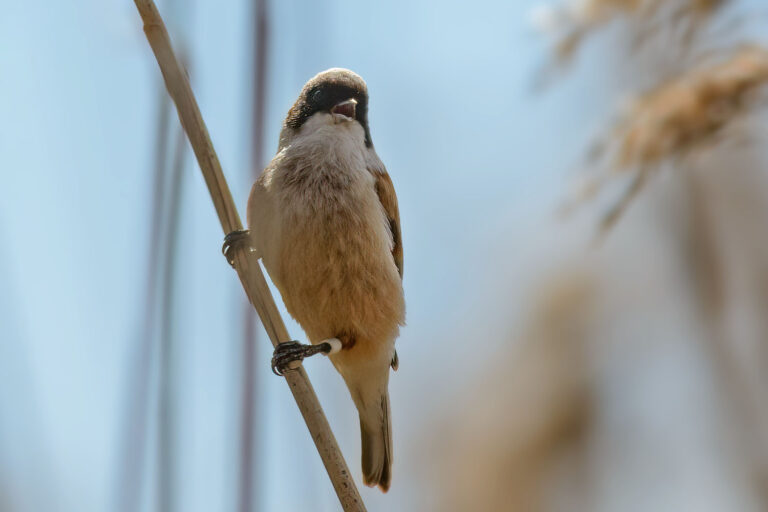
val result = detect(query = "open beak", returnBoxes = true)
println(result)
[331,98,357,121]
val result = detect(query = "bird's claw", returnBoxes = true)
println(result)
[222,230,252,267]
[271,341,331,376]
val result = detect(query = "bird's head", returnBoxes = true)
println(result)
[281,68,372,148]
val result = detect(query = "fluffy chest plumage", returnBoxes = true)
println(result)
[250,120,402,345]
[275,123,383,242]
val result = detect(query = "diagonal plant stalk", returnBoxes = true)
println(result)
[132,1,367,510]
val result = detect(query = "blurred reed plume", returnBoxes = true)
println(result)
[540,0,768,234]
[587,45,768,232]
[533,0,728,63]
[609,46,768,169]
[533,0,646,62]
[430,273,597,512]
[537,0,768,508]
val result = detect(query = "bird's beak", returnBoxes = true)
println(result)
[331,98,357,121]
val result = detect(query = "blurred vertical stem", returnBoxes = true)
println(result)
[157,118,187,512]
[132,1,367,510]
[684,172,768,507]
[115,85,170,512]
[239,1,269,511]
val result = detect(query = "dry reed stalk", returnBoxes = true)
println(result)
[132,1,366,510]
[581,45,768,233]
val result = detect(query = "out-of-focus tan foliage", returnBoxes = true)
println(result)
[683,156,768,495]
[426,1,768,511]
[591,45,768,231]
[541,0,768,234]
[613,46,768,168]
[430,274,597,512]
[534,0,728,62]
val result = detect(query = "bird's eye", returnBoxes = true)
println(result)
[311,89,324,104]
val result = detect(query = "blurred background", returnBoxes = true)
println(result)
[2,0,768,510]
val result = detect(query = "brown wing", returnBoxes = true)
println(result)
[370,167,403,279]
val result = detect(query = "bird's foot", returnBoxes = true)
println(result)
[271,339,340,376]
[222,230,252,267]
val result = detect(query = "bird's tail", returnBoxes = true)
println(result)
[359,391,393,492]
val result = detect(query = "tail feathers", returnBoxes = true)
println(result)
[360,393,393,492]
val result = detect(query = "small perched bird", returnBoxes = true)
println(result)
[232,68,404,491]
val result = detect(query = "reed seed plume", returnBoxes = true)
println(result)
[615,46,768,168]
[586,45,768,232]
[532,0,728,63]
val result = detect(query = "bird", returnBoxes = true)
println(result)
[225,68,404,491]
